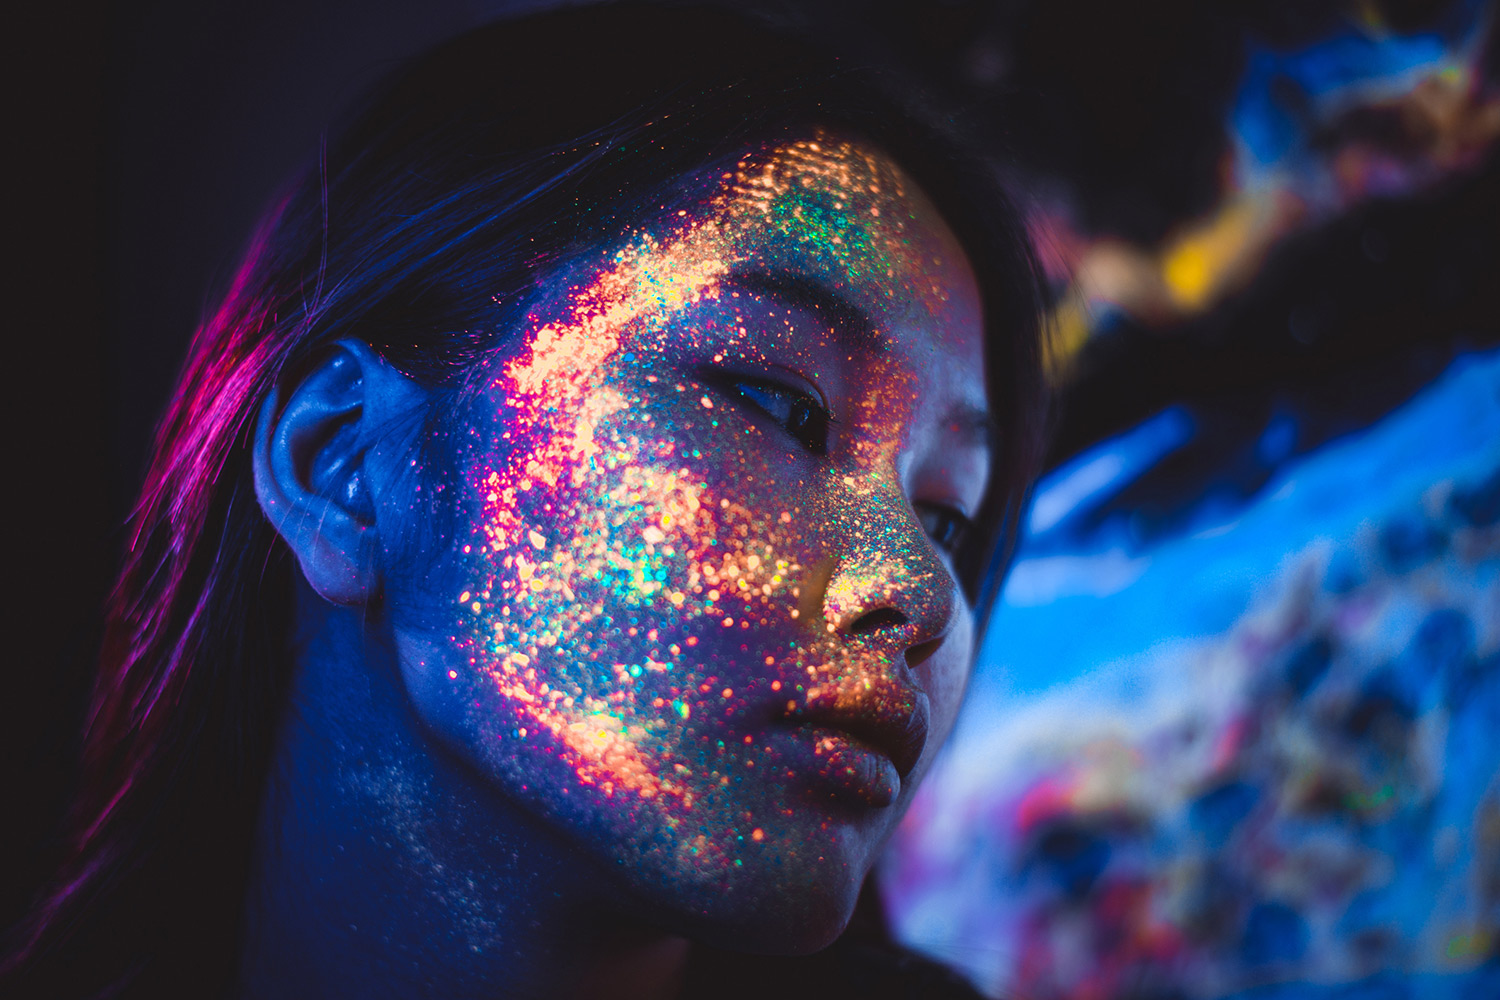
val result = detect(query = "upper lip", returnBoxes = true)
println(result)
[780,675,931,779]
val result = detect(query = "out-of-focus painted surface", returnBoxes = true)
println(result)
[884,349,1500,998]
[1035,3,1500,376]
[882,4,1500,995]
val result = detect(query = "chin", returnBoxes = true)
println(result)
[659,865,864,956]
[626,805,897,956]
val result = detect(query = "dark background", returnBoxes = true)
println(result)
[8,0,1498,946]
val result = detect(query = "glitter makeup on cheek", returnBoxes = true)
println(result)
[438,131,965,867]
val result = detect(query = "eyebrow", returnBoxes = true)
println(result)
[720,268,889,355]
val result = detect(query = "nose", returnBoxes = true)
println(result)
[816,490,958,668]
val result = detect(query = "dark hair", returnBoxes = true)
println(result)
[4,5,1046,996]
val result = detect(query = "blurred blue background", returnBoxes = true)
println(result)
[876,3,1500,995]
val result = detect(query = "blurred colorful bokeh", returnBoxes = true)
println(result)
[880,2,1500,996]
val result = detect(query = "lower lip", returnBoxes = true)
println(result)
[762,725,902,808]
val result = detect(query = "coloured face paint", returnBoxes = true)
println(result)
[391,131,990,943]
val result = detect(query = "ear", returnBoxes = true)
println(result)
[253,339,426,605]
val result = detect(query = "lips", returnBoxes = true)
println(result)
[791,684,930,780]
[759,671,931,807]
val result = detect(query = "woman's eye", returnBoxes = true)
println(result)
[706,372,832,455]
[915,503,972,554]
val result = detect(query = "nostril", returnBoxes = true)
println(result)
[906,636,943,669]
[846,606,907,636]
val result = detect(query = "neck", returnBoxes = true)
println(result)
[236,588,689,999]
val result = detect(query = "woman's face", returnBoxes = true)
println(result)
[387,131,990,949]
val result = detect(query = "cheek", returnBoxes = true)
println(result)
[916,609,975,754]
[392,382,824,789]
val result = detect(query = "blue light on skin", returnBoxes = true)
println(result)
[240,133,993,998]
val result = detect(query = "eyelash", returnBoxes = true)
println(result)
[700,369,971,554]
[915,503,972,554]
[705,371,833,455]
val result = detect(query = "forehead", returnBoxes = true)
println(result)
[714,137,968,308]
[507,131,988,433]
[695,133,984,369]
[544,132,985,380]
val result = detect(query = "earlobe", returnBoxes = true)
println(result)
[253,340,423,605]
